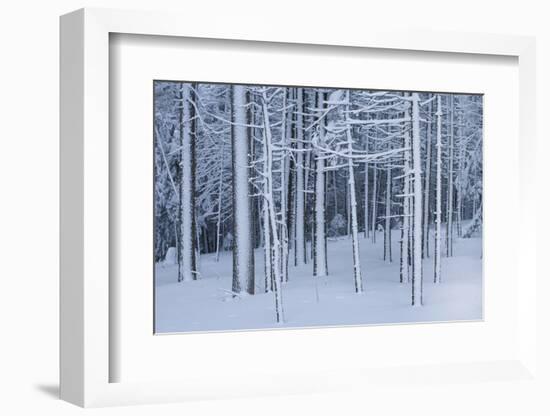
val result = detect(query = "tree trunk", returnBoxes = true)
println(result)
[294,88,306,266]
[215,140,225,262]
[280,89,291,283]
[345,90,364,293]
[231,85,255,295]
[333,170,338,220]
[346,170,351,238]
[434,95,443,284]
[263,165,273,291]
[400,100,412,284]
[456,106,465,238]
[384,165,392,262]
[422,99,433,258]
[178,83,197,282]
[446,95,454,257]
[314,91,328,277]
[411,93,423,306]
[371,166,378,244]
[260,89,285,322]
[364,141,370,239]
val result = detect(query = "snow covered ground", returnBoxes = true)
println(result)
[155,230,482,333]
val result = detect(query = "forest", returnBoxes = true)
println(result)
[154,81,483,333]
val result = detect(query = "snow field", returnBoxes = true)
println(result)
[155,229,482,333]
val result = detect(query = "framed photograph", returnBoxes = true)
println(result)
[152,79,483,334]
[60,7,537,407]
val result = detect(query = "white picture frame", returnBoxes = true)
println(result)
[60,7,537,407]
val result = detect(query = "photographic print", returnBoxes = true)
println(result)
[154,81,483,333]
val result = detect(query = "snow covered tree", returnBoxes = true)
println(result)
[313,90,328,277]
[279,89,291,283]
[371,163,378,244]
[177,83,198,282]
[446,95,455,258]
[422,99,433,258]
[383,164,392,263]
[231,85,255,295]
[410,92,423,306]
[363,140,370,239]
[342,90,363,293]
[400,96,412,284]
[258,87,285,322]
[294,88,307,266]
[434,95,443,284]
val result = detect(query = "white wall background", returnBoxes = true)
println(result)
[0,1,548,415]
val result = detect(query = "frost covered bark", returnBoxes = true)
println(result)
[384,164,392,263]
[231,85,255,294]
[344,90,364,294]
[260,88,285,322]
[400,101,412,284]
[363,142,370,239]
[177,83,197,282]
[411,93,423,306]
[446,95,455,258]
[422,100,433,258]
[313,91,328,277]
[434,95,443,284]
[371,166,378,244]
[294,88,306,266]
